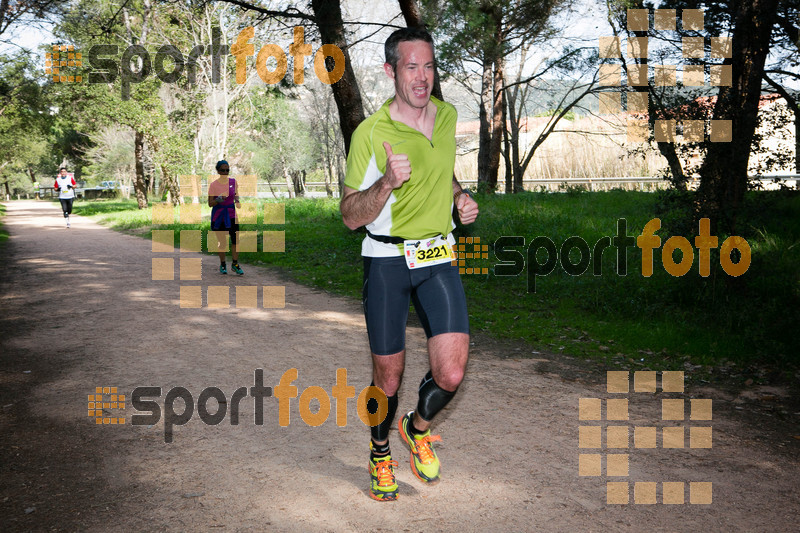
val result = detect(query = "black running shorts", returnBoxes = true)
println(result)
[60,198,74,216]
[211,225,239,245]
[210,206,238,245]
[362,256,470,355]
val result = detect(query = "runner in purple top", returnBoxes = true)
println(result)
[208,160,244,275]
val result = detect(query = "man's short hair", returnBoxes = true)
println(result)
[385,27,435,71]
[60,167,67,171]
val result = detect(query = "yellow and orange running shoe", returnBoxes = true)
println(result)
[398,411,442,483]
[369,444,399,501]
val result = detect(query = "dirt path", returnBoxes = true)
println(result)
[1,200,798,532]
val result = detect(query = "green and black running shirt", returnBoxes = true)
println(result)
[344,96,457,257]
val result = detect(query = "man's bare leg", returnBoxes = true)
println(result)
[370,350,405,447]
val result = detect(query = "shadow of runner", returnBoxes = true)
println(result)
[298,449,419,501]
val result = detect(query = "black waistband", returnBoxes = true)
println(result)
[366,230,405,245]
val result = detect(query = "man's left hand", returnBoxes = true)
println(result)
[456,193,479,225]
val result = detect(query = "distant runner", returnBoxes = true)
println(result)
[54,167,76,228]
[340,27,479,501]
[208,160,244,275]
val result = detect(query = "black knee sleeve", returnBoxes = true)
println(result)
[416,370,457,422]
[368,382,398,442]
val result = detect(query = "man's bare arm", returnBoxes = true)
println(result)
[340,180,395,230]
[452,176,463,196]
[340,141,411,230]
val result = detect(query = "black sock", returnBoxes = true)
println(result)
[221,261,226,267]
[371,440,390,458]
[408,412,427,436]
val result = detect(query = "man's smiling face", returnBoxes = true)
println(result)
[386,40,435,110]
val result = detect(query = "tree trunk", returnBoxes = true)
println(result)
[134,130,148,209]
[322,141,335,197]
[502,87,512,194]
[658,137,688,187]
[311,0,365,157]
[477,52,492,193]
[697,0,779,233]
[487,53,504,192]
[292,169,307,197]
[506,45,527,193]
[283,166,294,198]
[506,83,521,191]
[163,164,181,206]
[143,139,154,193]
[336,153,346,196]
[397,0,421,25]
[509,99,523,193]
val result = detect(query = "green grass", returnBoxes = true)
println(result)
[72,191,800,379]
[460,190,800,376]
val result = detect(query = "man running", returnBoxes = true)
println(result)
[54,167,76,228]
[340,27,479,501]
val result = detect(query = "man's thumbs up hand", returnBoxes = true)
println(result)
[382,141,411,189]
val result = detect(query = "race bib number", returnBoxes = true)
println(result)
[404,235,454,270]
